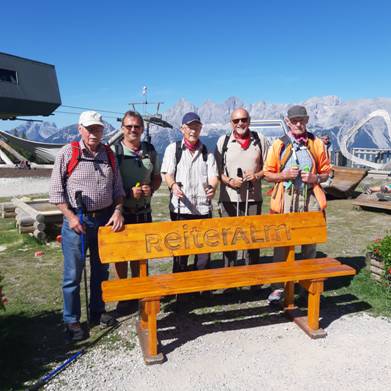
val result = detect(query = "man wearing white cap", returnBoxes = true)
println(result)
[50,111,125,341]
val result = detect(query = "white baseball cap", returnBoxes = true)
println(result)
[79,111,104,127]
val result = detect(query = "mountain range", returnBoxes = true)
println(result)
[4,95,391,155]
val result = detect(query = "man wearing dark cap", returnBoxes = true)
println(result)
[161,112,219,272]
[264,105,331,303]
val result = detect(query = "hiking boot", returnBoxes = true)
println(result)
[90,312,118,328]
[65,322,85,342]
[267,289,284,305]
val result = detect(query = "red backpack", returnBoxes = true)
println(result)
[66,141,116,177]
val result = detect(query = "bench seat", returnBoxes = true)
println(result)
[103,258,353,302]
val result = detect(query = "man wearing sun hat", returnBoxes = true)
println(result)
[161,112,219,273]
[50,111,125,341]
[264,105,331,303]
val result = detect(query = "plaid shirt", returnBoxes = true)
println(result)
[49,140,125,211]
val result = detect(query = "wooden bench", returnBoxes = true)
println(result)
[98,211,356,364]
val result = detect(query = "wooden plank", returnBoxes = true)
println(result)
[352,199,391,211]
[102,259,355,302]
[99,211,327,263]
[285,309,327,339]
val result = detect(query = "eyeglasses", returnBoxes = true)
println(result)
[232,117,249,124]
[123,125,141,130]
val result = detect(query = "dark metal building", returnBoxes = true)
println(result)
[0,52,61,119]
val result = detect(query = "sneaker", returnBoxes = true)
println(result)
[90,312,118,328]
[267,289,284,305]
[65,322,85,342]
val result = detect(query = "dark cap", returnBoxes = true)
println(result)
[182,112,202,125]
[287,105,308,119]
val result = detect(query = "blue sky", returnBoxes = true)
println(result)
[1,0,391,129]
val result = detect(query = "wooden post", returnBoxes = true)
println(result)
[146,300,160,357]
[139,260,148,277]
[307,280,324,330]
[284,281,295,310]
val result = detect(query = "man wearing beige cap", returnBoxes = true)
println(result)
[50,111,125,341]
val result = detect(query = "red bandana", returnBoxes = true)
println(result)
[233,130,251,150]
[289,131,308,145]
[183,138,200,152]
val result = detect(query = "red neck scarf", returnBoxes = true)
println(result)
[233,130,251,150]
[289,131,308,145]
[183,138,200,152]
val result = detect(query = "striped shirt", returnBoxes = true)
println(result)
[49,140,125,211]
[161,141,218,215]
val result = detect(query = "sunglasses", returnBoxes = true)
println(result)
[232,117,249,124]
[123,125,141,130]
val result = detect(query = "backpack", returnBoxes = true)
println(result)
[66,141,116,177]
[174,140,208,179]
[114,141,157,168]
[221,131,263,176]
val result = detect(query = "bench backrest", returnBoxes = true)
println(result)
[98,211,327,264]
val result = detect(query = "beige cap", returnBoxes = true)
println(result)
[79,111,104,127]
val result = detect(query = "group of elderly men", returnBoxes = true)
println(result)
[50,105,331,341]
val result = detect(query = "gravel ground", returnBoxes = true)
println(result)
[43,311,391,391]
[0,177,50,197]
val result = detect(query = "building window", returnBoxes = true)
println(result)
[0,69,18,84]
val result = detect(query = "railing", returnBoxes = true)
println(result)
[349,148,391,168]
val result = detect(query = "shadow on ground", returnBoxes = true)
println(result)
[158,281,371,359]
[0,310,101,390]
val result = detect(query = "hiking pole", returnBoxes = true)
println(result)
[28,322,121,391]
[75,191,89,329]
[135,182,141,224]
[175,182,183,273]
[236,168,243,217]
[303,165,310,212]
[243,179,252,264]
[205,184,213,218]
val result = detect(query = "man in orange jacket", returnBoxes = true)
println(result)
[264,105,331,303]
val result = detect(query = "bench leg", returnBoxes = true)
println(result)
[284,281,295,310]
[286,279,327,339]
[136,298,164,365]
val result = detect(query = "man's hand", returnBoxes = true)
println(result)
[243,170,257,183]
[229,177,243,189]
[284,167,300,181]
[205,186,215,200]
[132,186,143,200]
[301,171,317,184]
[68,214,85,234]
[141,184,152,197]
[105,209,124,232]
[172,183,184,198]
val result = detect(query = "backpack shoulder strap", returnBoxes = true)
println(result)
[103,144,116,170]
[174,140,183,180]
[201,144,208,162]
[279,135,293,172]
[221,134,230,176]
[250,131,263,166]
[66,141,81,177]
[141,141,157,167]
[114,142,124,167]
